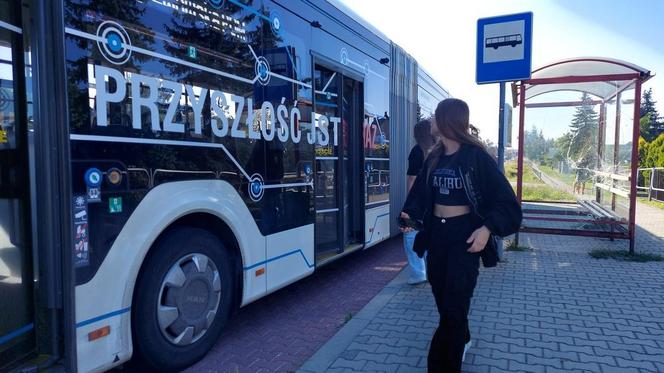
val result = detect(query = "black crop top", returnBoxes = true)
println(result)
[431,153,470,206]
[407,146,424,176]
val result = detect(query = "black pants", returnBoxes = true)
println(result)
[426,214,481,373]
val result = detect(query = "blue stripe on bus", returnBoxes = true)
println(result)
[365,212,390,244]
[76,307,131,328]
[0,323,34,345]
[76,218,387,327]
[244,249,314,271]
[75,216,388,328]
[77,251,315,328]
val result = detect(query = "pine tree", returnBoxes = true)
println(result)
[554,132,573,162]
[645,134,664,168]
[567,93,599,173]
[524,126,549,162]
[640,88,662,141]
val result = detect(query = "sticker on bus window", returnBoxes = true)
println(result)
[73,195,90,268]
[187,46,197,59]
[109,197,123,213]
[87,187,101,203]
[84,168,103,203]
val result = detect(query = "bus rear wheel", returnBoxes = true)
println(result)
[132,227,234,372]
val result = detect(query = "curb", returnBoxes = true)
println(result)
[297,267,410,372]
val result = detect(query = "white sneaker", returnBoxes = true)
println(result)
[462,340,472,362]
[407,277,427,285]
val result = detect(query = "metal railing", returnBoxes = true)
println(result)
[637,167,664,202]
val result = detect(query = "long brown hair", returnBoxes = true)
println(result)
[428,98,486,173]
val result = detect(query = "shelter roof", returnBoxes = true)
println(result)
[520,57,652,102]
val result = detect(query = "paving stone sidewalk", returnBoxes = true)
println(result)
[299,213,664,372]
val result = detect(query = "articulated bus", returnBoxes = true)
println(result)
[0,0,449,371]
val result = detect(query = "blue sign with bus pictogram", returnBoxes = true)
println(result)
[476,12,533,84]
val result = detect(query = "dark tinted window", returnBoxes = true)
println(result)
[65,0,315,283]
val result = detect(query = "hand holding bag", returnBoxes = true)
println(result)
[480,235,499,268]
[413,229,430,258]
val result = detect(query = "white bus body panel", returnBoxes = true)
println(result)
[364,204,390,248]
[265,224,315,293]
[75,180,270,372]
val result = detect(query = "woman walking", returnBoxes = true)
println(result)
[403,119,435,284]
[400,98,522,372]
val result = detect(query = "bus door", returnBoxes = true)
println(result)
[313,63,365,265]
[0,2,35,368]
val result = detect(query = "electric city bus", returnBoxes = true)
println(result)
[0,0,450,371]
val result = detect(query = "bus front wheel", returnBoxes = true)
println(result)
[132,227,234,372]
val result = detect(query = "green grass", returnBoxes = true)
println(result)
[589,249,664,262]
[639,197,664,210]
[538,164,576,185]
[505,161,544,184]
[504,161,576,201]
[505,240,533,252]
[518,185,576,202]
[343,312,353,324]
[536,164,598,197]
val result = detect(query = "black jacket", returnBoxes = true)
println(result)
[402,143,522,267]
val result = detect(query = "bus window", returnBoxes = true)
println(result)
[0,6,35,368]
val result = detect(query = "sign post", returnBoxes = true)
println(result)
[497,83,506,172]
[477,12,533,259]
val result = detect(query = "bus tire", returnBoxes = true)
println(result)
[132,227,234,372]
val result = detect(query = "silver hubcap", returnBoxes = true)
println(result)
[157,253,221,346]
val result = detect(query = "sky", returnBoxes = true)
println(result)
[339,0,664,146]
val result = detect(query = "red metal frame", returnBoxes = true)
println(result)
[524,216,626,225]
[525,73,639,85]
[517,82,526,205]
[524,208,621,219]
[522,199,576,204]
[523,208,588,216]
[520,227,630,239]
[515,59,650,252]
[628,80,642,254]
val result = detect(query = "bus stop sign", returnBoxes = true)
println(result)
[476,12,533,84]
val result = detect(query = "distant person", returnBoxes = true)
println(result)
[574,168,587,194]
[574,169,582,194]
[400,98,522,372]
[402,119,434,285]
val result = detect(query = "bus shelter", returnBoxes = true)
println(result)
[513,58,652,253]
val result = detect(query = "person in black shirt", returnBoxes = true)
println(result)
[401,98,521,372]
[403,119,434,284]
